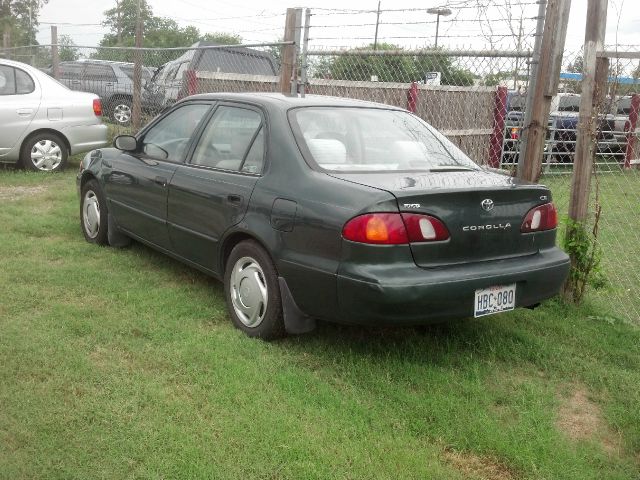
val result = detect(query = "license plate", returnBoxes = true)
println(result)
[474,284,516,317]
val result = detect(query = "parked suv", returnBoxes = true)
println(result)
[51,60,154,125]
[143,42,279,114]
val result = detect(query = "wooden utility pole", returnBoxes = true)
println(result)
[568,0,608,222]
[51,26,60,80]
[519,0,572,182]
[279,8,302,95]
[132,0,143,130]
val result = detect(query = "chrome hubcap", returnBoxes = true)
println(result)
[31,139,62,171]
[82,190,100,238]
[230,256,268,328]
[113,104,132,123]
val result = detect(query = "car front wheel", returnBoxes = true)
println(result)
[21,132,68,172]
[80,180,109,245]
[224,240,285,340]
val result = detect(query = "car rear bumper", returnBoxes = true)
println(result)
[335,247,570,325]
[62,123,109,155]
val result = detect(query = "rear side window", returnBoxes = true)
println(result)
[84,64,117,82]
[60,63,84,80]
[16,69,35,94]
[0,66,34,95]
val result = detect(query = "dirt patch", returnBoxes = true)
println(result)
[442,447,516,480]
[556,386,622,455]
[0,185,47,201]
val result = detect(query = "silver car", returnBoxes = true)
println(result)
[0,59,108,172]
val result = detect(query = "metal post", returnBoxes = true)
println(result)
[132,0,143,131]
[51,26,60,80]
[300,9,311,98]
[291,8,303,96]
[373,1,381,50]
[518,0,546,178]
[435,14,440,48]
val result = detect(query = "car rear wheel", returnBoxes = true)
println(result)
[224,240,285,340]
[21,132,68,172]
[80,180,109,245]
[111,99,132,125]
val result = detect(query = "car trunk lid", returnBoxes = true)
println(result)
[332,169,552,268]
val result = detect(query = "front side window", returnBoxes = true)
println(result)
[0,66,34,95]
[190,106,263,172]
[289,107,480,172]
[141,103,210,161]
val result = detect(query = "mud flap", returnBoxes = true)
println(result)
[107,213,131,248]
[278,277,316,334]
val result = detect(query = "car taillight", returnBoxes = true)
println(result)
[93,99,102,116]
[511,127,519,139]
[521,202,558,232]
[342,213,449,244]
[401,213,450,242]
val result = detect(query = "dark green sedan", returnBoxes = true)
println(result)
[78,93,570,339]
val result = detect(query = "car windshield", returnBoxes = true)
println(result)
[289,107,481,172]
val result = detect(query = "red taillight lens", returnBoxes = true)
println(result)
[511,127,519,139]
[401,213,450,242]
[342,213,408,244]
[93,99,102,116]
[342,213,449,244]
[521,202,558,232]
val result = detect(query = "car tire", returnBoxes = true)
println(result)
[224,240,285,340]
[20,132,68,172]
[110,98,133,125]
[80,179,109,245]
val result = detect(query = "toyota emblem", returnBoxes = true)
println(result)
[481,199,494,211]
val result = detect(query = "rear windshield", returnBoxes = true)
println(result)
[289,107,480,172]
[198,50,276,75]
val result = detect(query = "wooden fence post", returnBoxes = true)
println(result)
[489,85,507,168]
[280,8,302,95]
[407,82,418,113]
[51,26,60,81]
[624,93,640,168]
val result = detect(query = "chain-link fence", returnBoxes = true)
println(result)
[1,5,638,324]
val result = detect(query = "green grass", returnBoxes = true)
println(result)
[542,170,640,323]
[0,164,639,479]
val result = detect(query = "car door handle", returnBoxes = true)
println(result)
[154,176,167,187]
[16,108,33,116]
[227,194,243,205]
[71,80,81,84]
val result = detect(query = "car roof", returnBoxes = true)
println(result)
[185,92,407,111]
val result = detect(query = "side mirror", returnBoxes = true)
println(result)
[113,135,138,152]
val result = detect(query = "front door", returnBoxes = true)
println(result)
[105,102,211,249]
[167,104,266,273]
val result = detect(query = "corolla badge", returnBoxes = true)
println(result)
[481,198,494,211]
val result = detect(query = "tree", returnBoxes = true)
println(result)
[201,32,241,45]
[0,0,48,46]
[58,34,78,61]
[567,55,584,74]
[96,0,243,66]
[312,43,475,87]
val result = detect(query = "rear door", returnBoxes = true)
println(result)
[167,103,266,273]
[105,102,212,249]
[59,62,84,90]
[0,64,40,157]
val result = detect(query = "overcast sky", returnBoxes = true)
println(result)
[34,0,639,56]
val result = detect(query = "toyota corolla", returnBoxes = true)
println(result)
[77,93,570,339]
